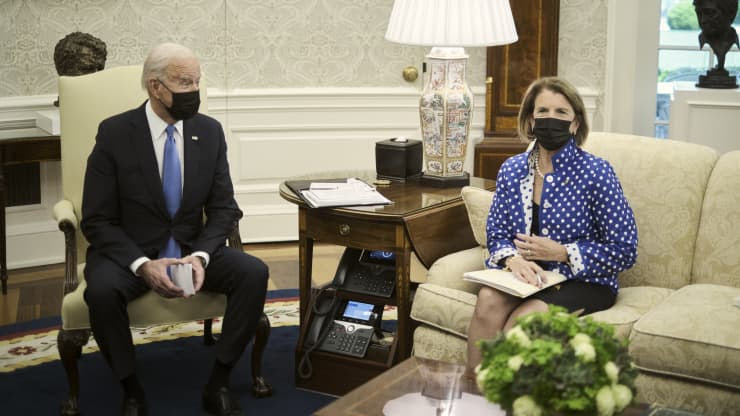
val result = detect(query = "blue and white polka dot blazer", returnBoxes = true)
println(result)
[484,138,638,293]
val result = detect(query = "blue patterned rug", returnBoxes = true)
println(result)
[0,289,339,415]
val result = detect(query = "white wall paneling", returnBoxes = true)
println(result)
[669,84,740,154]
[1,83,594,265]
[0,94,64,269]
[208,87,486,243]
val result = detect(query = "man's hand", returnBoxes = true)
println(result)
[514,233,568,263]
[179,255,206,293]
[137,258,185,298]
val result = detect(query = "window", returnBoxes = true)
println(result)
[656,0,740,138]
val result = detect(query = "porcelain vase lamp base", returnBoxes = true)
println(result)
[419,47,473,187]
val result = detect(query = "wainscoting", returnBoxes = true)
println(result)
[0,86,487,267]
[669,84,740,154]
[0,85,602,268]
[204,86,488,243]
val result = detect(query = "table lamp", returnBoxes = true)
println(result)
[385,0,517,186]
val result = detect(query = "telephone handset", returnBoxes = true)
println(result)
[303,290,339,349]
[333,248,396,298]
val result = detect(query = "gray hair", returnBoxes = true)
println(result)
[141,43,197,90]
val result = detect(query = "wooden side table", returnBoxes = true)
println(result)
[0,135,61,294]
[280,175,495,395]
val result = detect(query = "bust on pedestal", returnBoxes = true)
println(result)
[693,0,739,89]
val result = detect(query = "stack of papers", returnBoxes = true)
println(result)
[299,178,392,208]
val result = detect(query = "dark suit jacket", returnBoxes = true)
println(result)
[81,102,242,271]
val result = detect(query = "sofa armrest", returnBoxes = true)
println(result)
[425,246,488,294]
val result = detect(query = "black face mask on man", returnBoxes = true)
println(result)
[158,79,200,121]
[533,117,573,151]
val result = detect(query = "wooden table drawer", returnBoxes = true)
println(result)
[303,211,398,249]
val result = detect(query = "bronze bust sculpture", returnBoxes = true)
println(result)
[52,32,107,106]
[694,0,739,88]
[53,32,107,76]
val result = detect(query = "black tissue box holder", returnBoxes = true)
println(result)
[375,138,422,181]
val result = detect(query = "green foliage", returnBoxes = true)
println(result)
[476,306,636,416]
[667,0,700,30]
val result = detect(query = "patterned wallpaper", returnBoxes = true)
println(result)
[558,0,608,127]
[0,0,605,99]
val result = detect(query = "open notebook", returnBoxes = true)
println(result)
[463,269,567,298]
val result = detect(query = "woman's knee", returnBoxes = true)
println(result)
[473,287,516,318]
[504,299,548,330]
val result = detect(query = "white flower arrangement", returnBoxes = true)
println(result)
[476,306,637,416]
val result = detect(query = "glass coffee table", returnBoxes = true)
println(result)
[313,357,652,416]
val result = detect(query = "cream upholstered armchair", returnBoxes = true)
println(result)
[55,65,271,415]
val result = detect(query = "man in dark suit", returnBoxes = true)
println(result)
[81,42,268,416]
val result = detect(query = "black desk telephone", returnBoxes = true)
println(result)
[333,248,396,298]
[305,298,383,358]
[301,248,393,363]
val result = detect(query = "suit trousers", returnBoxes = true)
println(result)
[83,246,269,380]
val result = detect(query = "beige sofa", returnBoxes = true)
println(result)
[410,132,740,416]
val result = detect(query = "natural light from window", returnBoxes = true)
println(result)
[657,0,739,138]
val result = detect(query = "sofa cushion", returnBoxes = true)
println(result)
[413,325,467,365]
[461,186,494,248]
[62,265,227,330]
[692,151,740,287]
[584,133,718,290]
[629,284,740,389]
[635,372,740,416]
[411,283,477,338]
[586,286,674,339]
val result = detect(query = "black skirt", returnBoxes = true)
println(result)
[530,280,616,315]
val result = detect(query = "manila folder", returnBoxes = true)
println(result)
[463,269,567,298]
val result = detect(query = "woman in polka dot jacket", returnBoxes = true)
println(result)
[465,77,638,375]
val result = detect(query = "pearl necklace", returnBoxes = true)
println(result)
[533,148,546,179]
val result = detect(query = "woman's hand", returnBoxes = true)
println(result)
[514,233,568,263]
[505,255,545,288]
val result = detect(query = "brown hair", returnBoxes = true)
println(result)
[517,77,589,146]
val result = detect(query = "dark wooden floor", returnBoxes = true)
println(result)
[0,242,347,326]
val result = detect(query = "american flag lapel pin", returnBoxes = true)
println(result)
[191,136,199,141]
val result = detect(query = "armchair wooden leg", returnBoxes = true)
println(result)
[251,312,272,398]
[203,318,217,345]
[58,328,90,416]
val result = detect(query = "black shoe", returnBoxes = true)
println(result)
[121,396,148,416]
[202,386,242,416]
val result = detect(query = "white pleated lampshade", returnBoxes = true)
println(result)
[385,0,518,47]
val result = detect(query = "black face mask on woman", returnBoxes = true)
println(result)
[158,80,200,120]
[533,117,573,151]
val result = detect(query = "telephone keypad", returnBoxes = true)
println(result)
[318,321,374,358]
[343,265,395,298]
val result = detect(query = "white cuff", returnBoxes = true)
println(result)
[130,257,150,276]
[191,251,210,268]
[565,243,584,275]
[486,247,519,268]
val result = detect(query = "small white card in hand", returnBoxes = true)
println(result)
[170,263,194,295]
